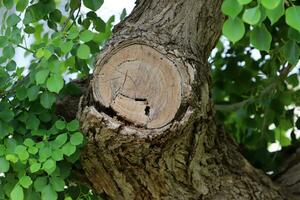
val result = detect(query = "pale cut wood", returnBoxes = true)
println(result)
[93,44,183,129]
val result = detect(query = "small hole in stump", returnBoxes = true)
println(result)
[145,106,150,116]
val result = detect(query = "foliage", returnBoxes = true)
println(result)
[0,0,114,199]
[215,0,300,172]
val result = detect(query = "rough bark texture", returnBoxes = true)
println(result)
[78,0,289,199]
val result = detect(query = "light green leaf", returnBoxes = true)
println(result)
[62,142,76,156]
[10,184,24,200]
[35,69,50,85]
[286,6,300,32]
[250,24,272,51]
[46,74,64,94]
[77,44,91,59]
[67,120,79,131]
[60,41,73,54]
[221,0,243,18]
[242,6,261,25]
[42,159,56,175]
[80,30,95,42]
[51,149,64,161]
[30,162,41,173]
[70,132,84,146]
[83,0,103,11]
[237,0,252,5]
[24,138,35,147]
[15,145,29,161]
[266,0,284,25]
[222,17,245,43]
[52,133,68,148]
[40,91,56,109]
[19,176,33,188]
[261,0,281,9]
[0,157,10,173]
[55,120,66,130]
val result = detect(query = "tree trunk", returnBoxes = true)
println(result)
[77,0,288,199]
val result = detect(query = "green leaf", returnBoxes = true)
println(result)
[70,132,84,146]
[60,41,73,54]
[49,9,62,22]
[7,14,21,26]
[10,184,24,200]
[286,6,300,32]
[266,0,284,25]
[242,6,261,25]
[35,69,50,84]
[67,120,80,131]
[283,40,300,65]
[221,0,243,18]
[28,146,38,155]
[3,0,13,9]
[42,159,56,175]
[77,44,91,59]
[15,145,29,161]
[19,176,33,188]
[26,115,40,130]
[52,133,68,148]
[3,45,15,59]
[40,91,56,109]
[46,74,64,94]
[0,109,14,122]
[55,120,66,130]
[34,177,48,192]
[50,177,65,192]
[30,162,41,173]
[16,87,27,100]
[93,17,106,32]
[39,146,52,162]
[16,0,29,12]
[23,1,55,24]
[288,28,300,41]
[24,138,35,147]
[68,26,80,39]
[27,85,40,101]
[5,154,19,163]
[0,157,10,173]
[250,24,272,51]
[83,0,103,11]
[62,142,76,156]
[80,30,95,42]
[237,0,252,5]
[222,17,245,43]
[41,185,57,200]
[0,36,8,48]
[51,149,64,161]
[261,0,281,10]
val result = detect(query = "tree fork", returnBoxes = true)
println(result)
[78,0,287,199]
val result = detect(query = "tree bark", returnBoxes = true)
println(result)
[77,0,288,199]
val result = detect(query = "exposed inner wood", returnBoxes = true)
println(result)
[93,44,182,129]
